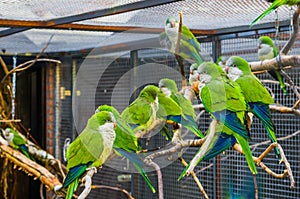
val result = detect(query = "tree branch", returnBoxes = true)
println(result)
[249,55,300,72]
[281,4,300,55]
[0,143,62,191]
[143,159,164,199]
[90,185,135,199]
[185,119,217,176]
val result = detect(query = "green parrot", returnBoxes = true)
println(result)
[158,78,204,138]
[63,111,116,199]
[225,56,281,160]
[163,16,204,65]
[179,62,257,179]
[95,105,156,193]
[250,0,300,26]
[258,36,287,94]
[121,85,161,132]
[121,85,183,134]
[2,128,31,159]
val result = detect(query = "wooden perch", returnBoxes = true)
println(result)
[249,55,300,72]
[0,143,62,191]
[270,104,300,117]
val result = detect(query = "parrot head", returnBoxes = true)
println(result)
[158,78,178,96]
[139,85,160,102]
[225,56,251,80]
[93,111,116,129]
[165,16,178,28]
[258,36,274,49]
[95,104,120,117]
[2,128,14,142]
[197,62,223,83]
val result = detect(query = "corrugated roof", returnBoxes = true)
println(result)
[0,0,296,53]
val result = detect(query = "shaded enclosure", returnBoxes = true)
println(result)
[0,0,300,199]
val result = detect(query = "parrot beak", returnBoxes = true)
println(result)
[224,66,229,73]
[113,122,117,129]
[171,21,176,28]
[191,81,200,94]
[258,44,261,49]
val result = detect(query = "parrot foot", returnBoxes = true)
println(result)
[86,166,98,173]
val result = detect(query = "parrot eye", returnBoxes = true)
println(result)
[232,64,237,67]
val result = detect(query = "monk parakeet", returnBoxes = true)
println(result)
[250,0,300,26]
[2,128,31,159]
[121,85,161,132]
[96,105,156,193]
[164,16,204,65]
[122,85,184,134]
[180,62,257,179]
[158,78,204,138]
[63,111,116,199]
[258,36,287,94]
[225,56,281,160]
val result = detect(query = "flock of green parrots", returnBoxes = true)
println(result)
[0,0,298,198]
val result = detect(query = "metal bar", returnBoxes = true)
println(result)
[0,0,182,37]
[0,18,216,35]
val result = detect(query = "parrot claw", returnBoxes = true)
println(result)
[86,166,98,173]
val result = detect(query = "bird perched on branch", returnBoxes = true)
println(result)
[225,56,281,161]
[162,16,204,65]
[158,78,204,138]
[96,105,156,193]
[258,36,287,95]
[63,111,116,199]
[250,0,300,26]
[1,128,31,159]
[179,62,257,180]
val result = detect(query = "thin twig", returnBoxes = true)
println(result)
[90,185,135,199]
[179,157,209,199]
[0,35,56,86]
[174,12,186,87]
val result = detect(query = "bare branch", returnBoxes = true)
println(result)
[249,55,300,72]
[270,104,300,117]
[281,4,300,55]
[143,159,164,199]
[179,157,209,199]
[91,185,135,199]
[186,119,217,176]
[0,143,62,191]
[78,167,97,199]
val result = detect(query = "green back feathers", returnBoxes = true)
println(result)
[198,62,223,80]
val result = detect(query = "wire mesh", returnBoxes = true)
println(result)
[54,18,300,199]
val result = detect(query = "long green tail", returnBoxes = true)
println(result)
[65,179,79,199]
[235,134,257,175]
[114,148,156,193]
[250,1,283,27]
